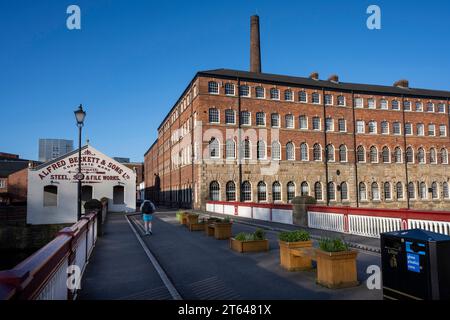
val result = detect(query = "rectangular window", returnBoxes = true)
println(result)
[312,93,320,104]
[354,98,363,108]
[367,98,375,109]
[0,179,6,189]
[380,99,388,110]
[325,118,333,131]
[271,114,280,127]
[338,119,346,132]
[415,102,423,112]
[240,111,250,125]
[427,103,435,112]
[417,124,424,136]
[405,123,412,135]
[440,125,447,137]
[428,124,436,136]
[381,121,389,134]
[285,115,294,128]
[325,94,333,105]
[404,101,411,111]
[312,117,321,130]
[356,120,365,134]
[438,103,446,113]
[256,112,265,126]
[393,122,401,135]
[299,115,308,129]
[392,101,400,110]
[239,85,250,97]
[225,110,235,124]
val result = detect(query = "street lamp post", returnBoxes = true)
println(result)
[74,104,86,221]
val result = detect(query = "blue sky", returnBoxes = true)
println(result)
[1,0,449,162]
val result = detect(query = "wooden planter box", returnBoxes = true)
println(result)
[189,222,205,231]
[230,238,269,253]
[278,240,313,271]
[205,223,215,236]
[187,214,199,225]
[214,222,232,240]
[315,249,359,289]
[181,213,189,225]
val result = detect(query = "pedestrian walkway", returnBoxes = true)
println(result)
[79,213,173,300]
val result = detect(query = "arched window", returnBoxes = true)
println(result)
[299,91,307,102]
[396,182,403,199]
[209,138,220,158]
[241,181,252,201]
[431,182,438,199]
[443,182,449,199]
[272,181,281,201]
[337,95,345,106]
[239,85,250,97]
[382,147,390,163]
[340,182,348,201]
[371,182,380,200]
[209,181,220,201]
[418,148,425,164]
[327,182,336,201]
[209,108,219,123]
[339,145,347,162]
[326,144,335,162]
[286,142,295,160]
[441,148,448,164]
[301,182,309,196]
[287,182,295,202]
[243,139,251,159]
[314,182,322,201]
[313,144,322,161]
[300,143,308,161]
[284,89,293,101]
[359,182,367,201]
[408,182,415,199]
[394,147,402,163]
[226,139,236,159]
[357,146,365,162]
[406,147,414,163]
[419,182,427,199]
[257,140,266,160]
[226,181,236,201]
[208,81,218,94]
[113,185,124,204]
[43,185,58,207]
[272,141,281,160]
[384,182,391,200]
[285,114,294,128]
[370,146,378,163]
[270,88,279,100]
[430,148,437,164]
[312,92,320,104]
[257,181,267,202]
[255,86,265,98]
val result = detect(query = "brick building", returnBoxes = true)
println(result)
[144,15,450,211]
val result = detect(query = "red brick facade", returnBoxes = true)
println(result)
[144,70,450,211]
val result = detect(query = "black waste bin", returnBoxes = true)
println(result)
[381,229,450,300]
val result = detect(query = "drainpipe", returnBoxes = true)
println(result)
[191,91,195,209]
[237,78,243,202]
[351,91,359,207]
[322,88,330,205]
[401,95,410,209]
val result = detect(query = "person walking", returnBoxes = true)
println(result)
[140,200,155,235]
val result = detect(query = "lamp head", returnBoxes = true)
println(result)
[74,104,86,126]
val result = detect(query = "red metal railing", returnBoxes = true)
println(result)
[0,211,99,300]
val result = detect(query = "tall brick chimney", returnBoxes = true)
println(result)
[250,15,261,73]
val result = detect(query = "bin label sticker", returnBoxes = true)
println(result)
[405,241,426,255]
[407,253,421,273]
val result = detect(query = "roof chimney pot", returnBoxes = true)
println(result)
[309,72,319,80]
[394,79,409,88]
[328,74,339,83]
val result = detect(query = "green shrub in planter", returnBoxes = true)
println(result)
[319,238,349,252]
[234,228,266,241]
[278,230,310,242]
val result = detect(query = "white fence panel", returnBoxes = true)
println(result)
[308,211,344,233]
[253,208,271,221]
[237,206,252,218]
[408,219,450,236]
[206,203,214,212]
[348,215,402,238]
[223,205,235,215]
[272,209,293,224]
[36,257,69,300]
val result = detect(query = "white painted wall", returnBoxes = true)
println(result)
[27,145,136,225]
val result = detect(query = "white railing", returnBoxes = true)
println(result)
[348,215,402,238]
[408,219,450,235]
[36,257,70,300]
[308,211,345,233]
